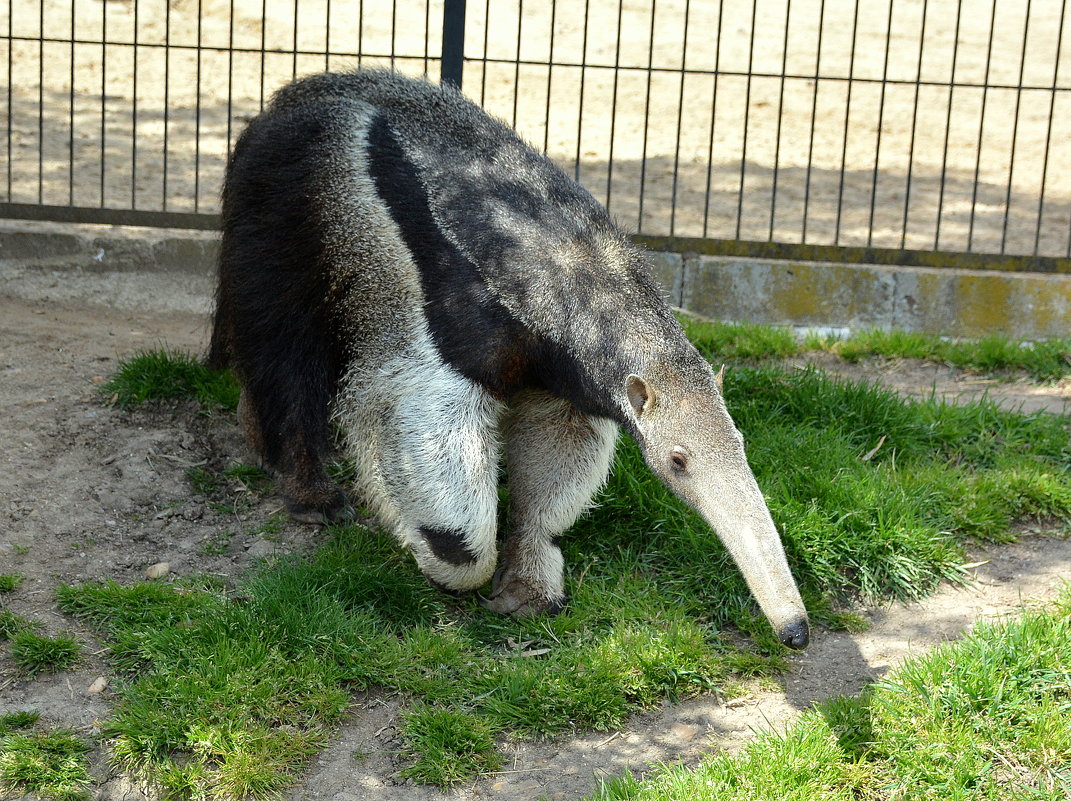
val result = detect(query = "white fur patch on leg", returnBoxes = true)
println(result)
[335,330,504,592]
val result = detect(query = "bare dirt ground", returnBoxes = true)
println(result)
[1,280,1069,800]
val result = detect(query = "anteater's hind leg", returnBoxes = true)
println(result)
[217,304,352,525]
[239,369,353,526]
[482,390,618,617]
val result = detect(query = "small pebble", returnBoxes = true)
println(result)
[88,676,108,694]
[145,561,170,579]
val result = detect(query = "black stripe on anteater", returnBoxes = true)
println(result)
[418,526,480,566]
[365,114,537,399]
[365,113,620,420]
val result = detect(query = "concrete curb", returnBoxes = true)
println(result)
[3,221,1069,340]
[0,220,218,276]
[647,251,1071,340]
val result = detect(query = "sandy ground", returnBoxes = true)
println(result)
[3,0,1071,255]
[1,271,1069,800]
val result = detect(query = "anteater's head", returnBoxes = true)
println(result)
[622,355,809,650]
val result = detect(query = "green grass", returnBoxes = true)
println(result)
[584,588,1071,801]
[60,330,1071,796]
[0,610,37,640]
[0,711,40,737]
[0,727,93,801]
[0,573,24,593]
[10,631,82,677]
[679,316,800,361]
[679,315,1071,382]
[102,348,240,409]
[186,465,222,495]
[833,328,1071,381]
[398,705,502,785]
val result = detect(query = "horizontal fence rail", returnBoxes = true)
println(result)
[2,0,1070,265]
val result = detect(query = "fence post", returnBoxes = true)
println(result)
[441,0,466,87]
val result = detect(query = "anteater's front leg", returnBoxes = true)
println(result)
[340,358,504,594]
[484,390,618,617]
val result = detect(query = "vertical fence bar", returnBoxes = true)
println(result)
[934,0,963,250]
[69,0,75,203]
[900,0,928,250]
[442,0,466,87]
[801,0,826,244]
[132,0,139,209]
[967,0,999,252]
[1000,0,1033,254]
[357,0,366,69]
[833,0,860,245]
[37,0,43,203]
[390,0,397,69]
[605,0,625,214]
[100,0,106,206]
[636,0,657,234]
[866,0,896,247]
[701,0,724,238]
[423,0,430,77]
[542,0,556,154]
[769,0,792,241]
[258,0,267,110]
[735,0,759,240]
[293,0,300,79]
[163,0,172,209]
[512,0,523,127]
[669,0,691,236]
[6,0,11,200]
[195,0,204,211]
[479,0,489,103]
[1033,0,1066,256]
[573,0,591,182]
[227,0,235,155]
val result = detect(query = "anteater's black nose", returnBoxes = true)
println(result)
[779,619,810,650]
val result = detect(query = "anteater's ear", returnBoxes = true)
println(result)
[715,364,725,393]
[626,374,656,418]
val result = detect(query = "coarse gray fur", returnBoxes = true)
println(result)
[211,69,809,648]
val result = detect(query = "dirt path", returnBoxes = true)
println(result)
[0,288,1068,801]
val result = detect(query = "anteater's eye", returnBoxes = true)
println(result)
[669,447,689,474]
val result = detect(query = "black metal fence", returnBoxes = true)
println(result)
[2,0,1070,265]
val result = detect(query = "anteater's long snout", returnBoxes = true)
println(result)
[778,617,810,650]
[694,471,810,651]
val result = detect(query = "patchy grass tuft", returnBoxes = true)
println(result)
[679,316,800,360]
[0,711,40,737]
[10,631,82,677]
[0,610,37,641]
[0,573,24,593]
[398,705,502,785]
[103,348,240,409]
[679,314,1071,382]
[832,328,1071,381]
[0,728,93,801]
